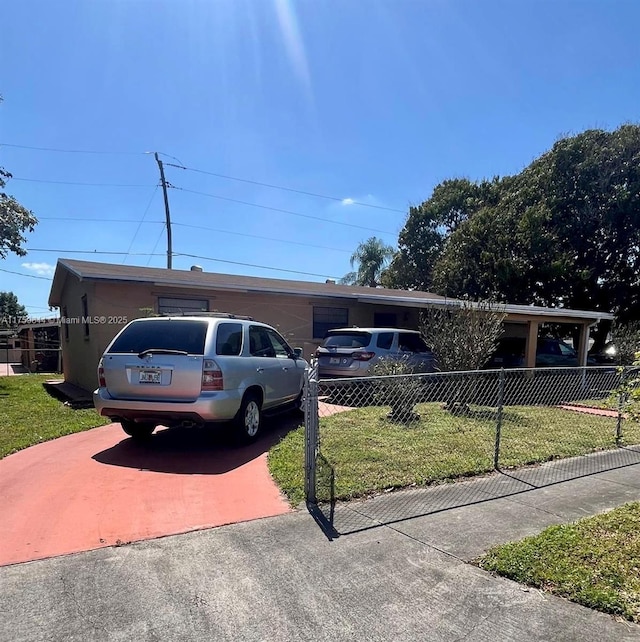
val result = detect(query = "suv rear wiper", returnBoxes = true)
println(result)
[137,348,189,358]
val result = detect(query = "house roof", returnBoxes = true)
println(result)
[48,258,614,323]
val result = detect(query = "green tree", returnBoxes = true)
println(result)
[0,291,28,329]
[0,168,37,258]
[341,237,395,287]
[392,125,640,348]
[383,178,503,291]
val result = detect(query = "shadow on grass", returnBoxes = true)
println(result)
[309,446,640,540]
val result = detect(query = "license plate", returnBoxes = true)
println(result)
[139,370,161,384]
[329,357,341,365]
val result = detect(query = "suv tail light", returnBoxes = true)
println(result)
[202,359,223,391]
[352,351,375,361]
[98,363,106,388]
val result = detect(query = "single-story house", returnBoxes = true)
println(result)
[48,258,614,392]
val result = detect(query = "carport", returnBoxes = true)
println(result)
[355,292,614,367]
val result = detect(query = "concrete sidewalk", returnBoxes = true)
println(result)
[2,458,640,641]
[0,362,28,376]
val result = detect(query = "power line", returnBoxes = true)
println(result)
[146,224,167,267]
[122,186,159,265]
[12,177,153,188]
[0,142,147,155]
[18,247,342,279]
[0,267,52,281]
[171,186,396,236]
[2,143,407,214]
[35,217,353,253]
[174,252,343,280]
[172,222,350,254]
[26,248,165,256]
[165,162,406,214]
[38,217,163,223]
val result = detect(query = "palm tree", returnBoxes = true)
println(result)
[340,237,396,287]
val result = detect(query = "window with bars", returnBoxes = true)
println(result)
[157,297,209,315]
[313,306,348,339]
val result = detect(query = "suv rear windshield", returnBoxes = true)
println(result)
[323,331,372,348]
[107,319,208,355]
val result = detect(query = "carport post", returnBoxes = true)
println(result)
[304,363,319,505]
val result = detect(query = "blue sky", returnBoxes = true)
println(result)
[1,0,639,317]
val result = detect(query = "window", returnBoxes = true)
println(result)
[81,295,89,338]
[322,331,372,348]
[108,319,208,354]
[539,340,561,356]
[398,332,430,353]
[265,328,292,358]
[376,332,394,350]
[62,306,69,341]
[374,312,397,327]
[216,323,243,356]
[559,342,577,357]
[313,307,348,339]
[157,297,209,315]
[249,326,275,357]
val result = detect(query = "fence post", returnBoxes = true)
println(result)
[493,368,505,469]
[616,367,626,445]
[304,362,319,505]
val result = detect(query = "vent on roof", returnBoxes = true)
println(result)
[325,279,336,284]
[190,265,204,272]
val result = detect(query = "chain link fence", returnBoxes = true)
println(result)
[304,364,640,535]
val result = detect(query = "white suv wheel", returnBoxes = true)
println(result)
[236,395,262,440]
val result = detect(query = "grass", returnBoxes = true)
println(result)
[477,502,640,622]
[0,375,106,458]
[268,402,639,506]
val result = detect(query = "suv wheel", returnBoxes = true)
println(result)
[121,420,156,441]
[236,394,262,441]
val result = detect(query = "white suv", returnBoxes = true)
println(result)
[93,314,308,441]
[316,327,435,378]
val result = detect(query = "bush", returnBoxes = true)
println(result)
[370,356,423,423]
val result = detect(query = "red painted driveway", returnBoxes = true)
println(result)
[0,421,295,566]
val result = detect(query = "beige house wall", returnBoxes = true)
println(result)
[58,279,428,392]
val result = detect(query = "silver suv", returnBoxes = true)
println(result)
[93,314,308,441]
[316,327,435,378]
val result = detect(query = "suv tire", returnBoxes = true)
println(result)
[235,394,262,441]
[121,420,156,441]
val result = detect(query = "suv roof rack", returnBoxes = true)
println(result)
[157,312,254,321]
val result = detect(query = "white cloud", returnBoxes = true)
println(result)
[341,198,355,206]
[21,262,56,277]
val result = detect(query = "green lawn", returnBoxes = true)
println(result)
[0,375,106,458]
[478,502,640,622]
[268,402,637,506]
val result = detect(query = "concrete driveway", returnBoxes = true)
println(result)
[0,418,298,566]
[2,491,639,642]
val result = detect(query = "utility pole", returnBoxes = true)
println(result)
[154,152,173,269]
